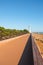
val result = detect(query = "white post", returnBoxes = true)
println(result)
[28,26,32,33]
[30,26,31,33]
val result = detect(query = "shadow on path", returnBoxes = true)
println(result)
[18,35,34,65]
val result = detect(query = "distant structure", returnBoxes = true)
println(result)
[30,26,31,33]
[28,26,32,33]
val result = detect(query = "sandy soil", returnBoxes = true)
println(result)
[0,34,29,65]
[33,33,43,58]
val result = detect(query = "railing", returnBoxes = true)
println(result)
[18,34,43,65]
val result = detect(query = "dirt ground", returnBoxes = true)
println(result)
[0,34,30,65]
[33,33,43,58]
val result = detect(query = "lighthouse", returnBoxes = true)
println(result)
[29,26,31,33]
[28,26,32,33]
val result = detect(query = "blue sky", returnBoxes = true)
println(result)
[0,0,43,32]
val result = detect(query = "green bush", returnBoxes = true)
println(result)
[0,26,29,40]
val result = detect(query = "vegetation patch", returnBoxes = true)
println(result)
[0,27,29,40]
[36,38,43,43]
